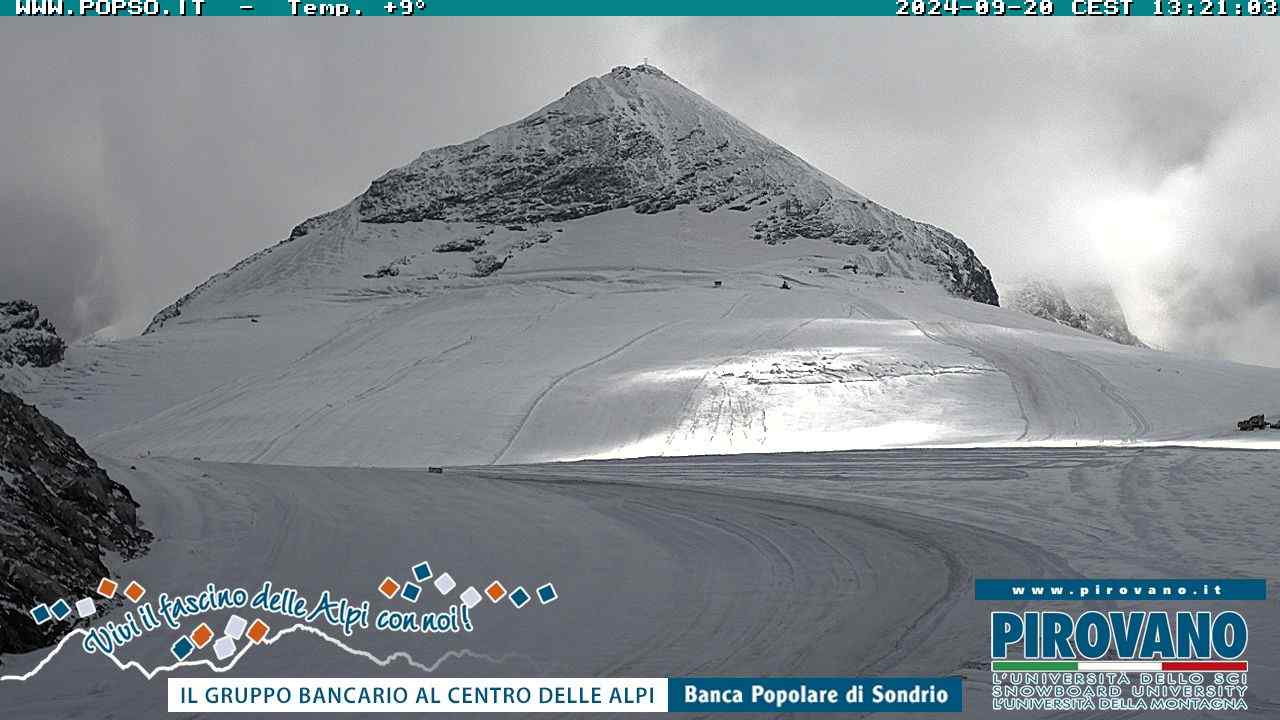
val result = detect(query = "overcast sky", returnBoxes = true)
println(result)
[1,20,1277,365]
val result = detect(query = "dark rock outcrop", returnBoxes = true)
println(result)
[0,301,66,368]
[0,389,151,655]
[471,252,506,277]
[433,236,485,253]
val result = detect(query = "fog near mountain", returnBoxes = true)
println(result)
[0,21,668,340]
[1,21,1278,365]
[659,20,1280,365]
[1007,278,1146,348]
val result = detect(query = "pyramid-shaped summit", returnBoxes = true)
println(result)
[347,64,996,304]
[147,64,997,336]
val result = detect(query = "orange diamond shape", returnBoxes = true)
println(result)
[123,581,146,602]
[378,577,400,599]
[191,622,214,649]
[247,619,269,644]
[485,581,507,602]
[97,578,119,598]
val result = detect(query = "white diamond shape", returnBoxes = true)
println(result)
[224,614,248,640]
[459,586,481,609]
[433,572,456,595]
[75,598,96,618]
[214,636,236,661]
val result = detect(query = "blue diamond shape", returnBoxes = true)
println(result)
[50,599,71,620]
[30,604,51,625]
[412,562,432,582]
[402,582,422,603]
[537,583,557,605]
[171,636,195,661]
[510,587,530,608]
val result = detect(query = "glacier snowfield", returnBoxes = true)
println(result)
[17,207,1280,467]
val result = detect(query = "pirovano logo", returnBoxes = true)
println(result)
[979,579,1262,713]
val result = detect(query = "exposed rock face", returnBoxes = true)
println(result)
[470,252,505,277]
[0,389,151,655]
[434,236,485,253]
[0,300,66,368]
[1010,278,1147,347]
[353,64,997,305]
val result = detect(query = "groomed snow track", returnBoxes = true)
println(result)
[3,447,1277,718]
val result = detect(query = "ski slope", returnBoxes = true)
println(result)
[2,449,1276,718]
[13,204,1279,467]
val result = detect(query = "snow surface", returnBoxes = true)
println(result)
[1,449,1275,718]
[4,64,1278,720]
[15,204,1280,466]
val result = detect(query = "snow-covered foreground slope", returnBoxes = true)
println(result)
[19,206,1280,466]
[2,449,1276,718]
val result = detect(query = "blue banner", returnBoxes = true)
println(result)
[668,677,962,713]
[975,578,1267,601]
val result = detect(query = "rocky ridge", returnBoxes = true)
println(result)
[0,389,152,656]
[309,66,994,302]
[0,300,66,368]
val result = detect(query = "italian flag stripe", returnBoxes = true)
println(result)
[991,660,1247,672]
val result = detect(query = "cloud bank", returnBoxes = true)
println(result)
[652,20,1280,364]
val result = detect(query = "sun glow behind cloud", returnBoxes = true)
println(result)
[1082,167,1199,350]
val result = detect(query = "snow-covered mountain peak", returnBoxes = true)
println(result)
[143,65,1002,336]
[357,63,835,224]
[345,64,996,303]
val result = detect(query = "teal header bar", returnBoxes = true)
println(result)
[6,0,1280,16]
